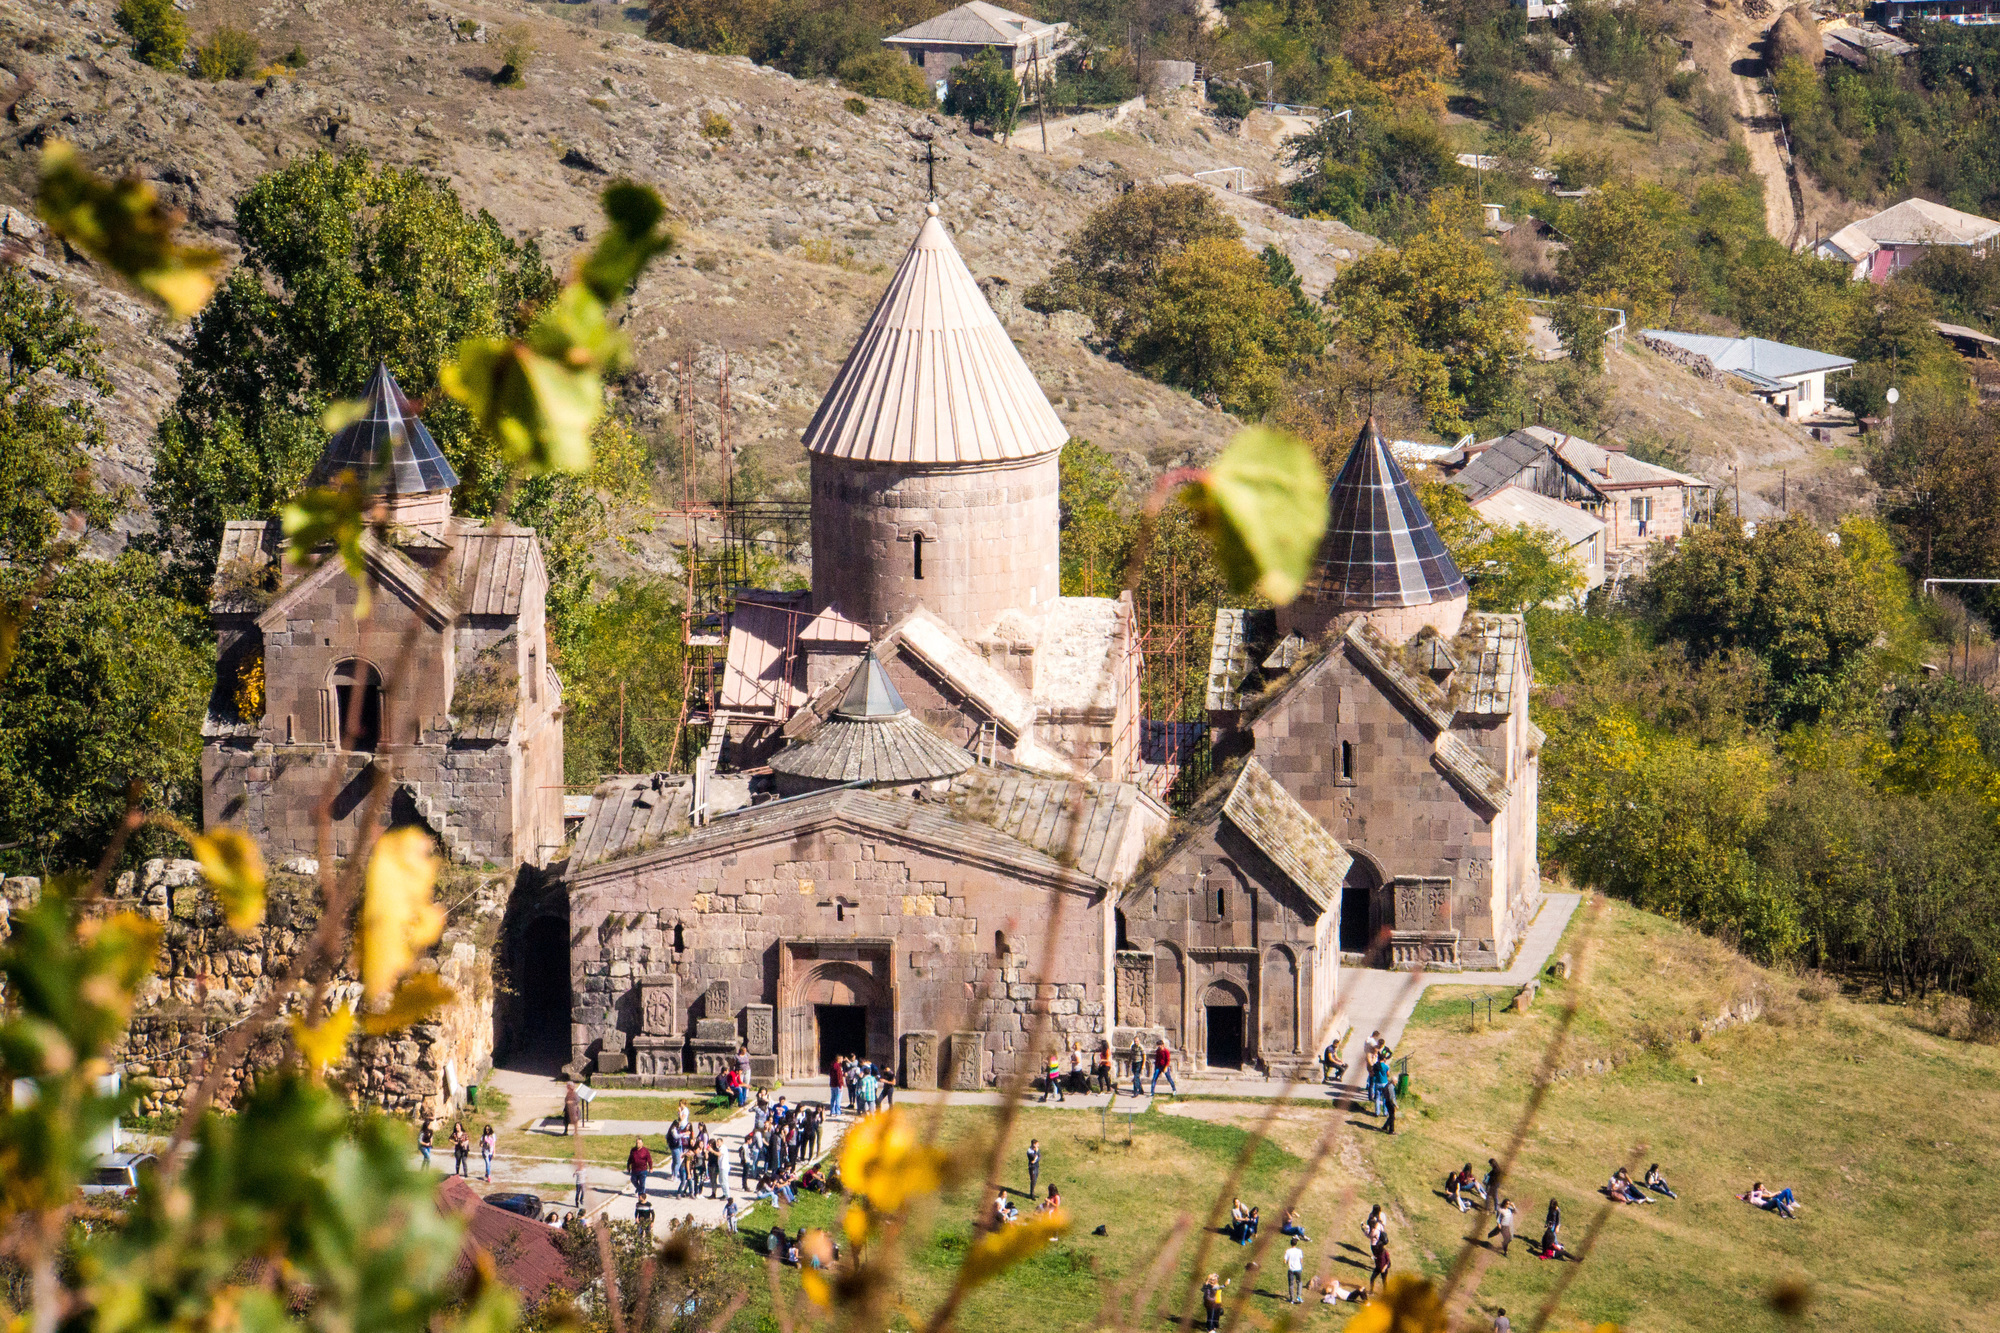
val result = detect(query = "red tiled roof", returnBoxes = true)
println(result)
[436,1177,575,1303]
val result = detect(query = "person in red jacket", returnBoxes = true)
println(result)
[626,1137,654,1199]
[1152,1039,1176,1095]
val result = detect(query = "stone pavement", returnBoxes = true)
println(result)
[1332,892,1583,1087]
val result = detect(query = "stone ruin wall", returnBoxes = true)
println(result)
[0,861,507,1123]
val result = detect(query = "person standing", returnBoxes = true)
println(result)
[563,1081,582,1137]
[479,1124,496,1182]
[418,1120,434,1171]
[1095,1043,1113,1093]
[1493,1310,1512,1333]
[1200,1275,1227,1332]
[573,1160,587,1211]
[1152,1039,1176,1095]
[1129,1036,1145,1095]
[829,1056,845,1117]
[707,1131,725,1198]
[1027,1139,1042,1198]
[626,1137,653,1199]
[1368,1230,1391,1293]
[1284,1239,1305,1304]
[451,1122,470,1177]
[1489,1199,1516,1256]
[735,1046,752,1106]
[1380,1076,1398,1135]
[666,1121,685,1195]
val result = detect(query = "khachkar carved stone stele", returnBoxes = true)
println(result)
[902,1030,939,1090]
[745,1004,774,1056]
[946,1031,984,1090]
[704,980,730,1020]
[1115,951,1154,1028]
[640,975,679,1037]
[1395,878,1454,933]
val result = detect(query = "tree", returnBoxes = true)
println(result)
[560,576,689,781]
[1208,82,1253,120]
[647,0,772,52]
[1466,522,1587,612]
[115,0,188,70]
[0,268,123,568]
[1122,237,1310,417]
[1025,185,1241,344]
[1834,283,1970,419]
[1554,180,1683,325]
[839,47,934,107]
[1729,244,1861,352]
[1283,112,1460,231]
[1058,439,1137,598]
[1546,293,1612,374]
[944,49,1022,139]
[1344,14,1457,114]
[1326,219,1527,433]
[1867,395,2000,619]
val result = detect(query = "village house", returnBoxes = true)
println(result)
[1640,329,1854,418]
[1814,197,2000,282]
[882,2,1067,92]
[1471,485,1607,597]
[201,363,565,868]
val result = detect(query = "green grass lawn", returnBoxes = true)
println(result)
[585,1094,739,1123]
[704,898,2000,1333]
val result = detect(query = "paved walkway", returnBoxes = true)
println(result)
[1333,892,1582,1084]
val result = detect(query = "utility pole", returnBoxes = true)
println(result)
[1781,468,1787,515]
[1733,463,1741,517]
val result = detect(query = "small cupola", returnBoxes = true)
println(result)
[312,362,458,537]
[1411,626,1459,685]
[767,648,976,796]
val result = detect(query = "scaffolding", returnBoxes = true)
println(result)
[1126,537,1213,809]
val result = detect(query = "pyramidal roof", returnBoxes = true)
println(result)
[770,650,975,786]
[1310,418,1468,609]
[837,649,908,719]
[801,204,1068,466]
[313,363,460,494]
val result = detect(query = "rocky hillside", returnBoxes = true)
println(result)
[0,0,1382,558]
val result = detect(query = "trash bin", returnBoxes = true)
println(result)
[466,1084,479,1108]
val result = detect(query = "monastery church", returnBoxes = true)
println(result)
[203,204,1542,1090]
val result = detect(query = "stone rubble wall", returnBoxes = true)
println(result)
[1637,333,1722,382]
[0,861,508,1123]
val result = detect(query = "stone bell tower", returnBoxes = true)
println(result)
[803,202,1067,639]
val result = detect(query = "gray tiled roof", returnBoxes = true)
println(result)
[945,768,1146,883]
[313,363,460,495]
[884,2,1055,46]
[1205,608,1277,712]
[1310,418,1469,610]
[769,656,976,787]
[1220,758,1351,911]
[571,773,694,868]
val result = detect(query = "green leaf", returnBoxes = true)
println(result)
[440,336,604,476]
[35,141,223,318]
[188,827,268,933]
[580,180,676,304]
[280,473,370,614]
[1182,427,1327,605]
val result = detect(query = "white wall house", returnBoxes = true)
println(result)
[1640,330,1855,419]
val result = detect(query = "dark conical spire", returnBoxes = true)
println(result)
[1311,418,1468,609]
[312,363,460,495]
[837,648,908,720]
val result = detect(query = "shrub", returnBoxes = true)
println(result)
[844,96,868,116]
[194,27,258,81]
[837,47,932,108]
[1207,81,1252,120]
[700,111,733,140]
[115,0,188,71]
[494,23,534,86]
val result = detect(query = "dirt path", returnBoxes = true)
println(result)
[1721,19,1801,246]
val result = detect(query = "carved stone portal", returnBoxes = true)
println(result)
[902,1030,939,1090]
[640,974,679,1037]
[1114,951,1155,1028]
[945,1031,984,1090]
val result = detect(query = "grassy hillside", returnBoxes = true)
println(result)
[717,898,2000,1333]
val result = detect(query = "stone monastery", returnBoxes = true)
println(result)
[206,204,1542,1093]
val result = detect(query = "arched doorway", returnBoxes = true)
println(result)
[332,658,383,752]
[1339,859,1379,954]
[518,915,570,1058]
[797,961,886,1076]
[1203,979,1248,1069]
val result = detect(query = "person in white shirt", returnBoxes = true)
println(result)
[1283,1241,1305,1304]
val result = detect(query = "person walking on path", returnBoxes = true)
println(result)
[1042,1052,1065,1103]
[627,1137,653,1200]
[563,1081,582,1137]
[1129,1036,1145,1095]
[479,1124,496,1182]
[1027,1139,1042,1198]
[1284,1239,1305,1304]
[1489,1199,1516,1256]
[1152,1039,1176,1095]
[1368,1231,1391,1293]
[418,1120,433,1171]
[573,1160,587,1211]
[450,1122,469,1177]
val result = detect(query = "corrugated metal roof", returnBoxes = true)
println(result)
[1641,330,1854,380]
[801,206,1068,465]
[1517,425,1710,490]
[1843,196,2000,247]
[313,363,459,495]
[884,1,1057,46]
[1472,485,1606,548]
[718,595,808,716]
[1220,758,1351,911]
[1309,418,1469,610]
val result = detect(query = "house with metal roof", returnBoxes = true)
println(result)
[1639,329,1855,418]
[1472,485,1607,597]
[882,2,1067,92]
[1813,197,2000,283]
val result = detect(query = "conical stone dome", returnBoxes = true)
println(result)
[769,649,976,793]
[1312,418,1469,609]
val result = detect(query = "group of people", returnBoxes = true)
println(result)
[826,1055,891,1119]
[418,1120,497,1182]
[616,1094,829,1203]
[1039,1044,1119,1101]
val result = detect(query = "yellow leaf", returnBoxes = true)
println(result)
[963,1209,1068,1287]
[800,1270,831,1308]
[290,1006,356,1073]
[837,1109,949,1214]
[189,828,267,933]
[1343,1276,1447,1333]
[34,141,223,318]
[280,475,371,616]
[842,1203,870,1245]
[361,972,457,1035]
[360,828,445,1002]
[1182,427,1328,606]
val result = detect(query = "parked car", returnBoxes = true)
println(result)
[483,1191,545,1222]
[82,1151,157,1196]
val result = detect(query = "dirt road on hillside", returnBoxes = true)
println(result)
[1719,14,1802,247]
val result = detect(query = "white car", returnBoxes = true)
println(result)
[81,1151,156,1196]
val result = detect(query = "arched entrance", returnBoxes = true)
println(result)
[1340,859,1379,955]
[779,953,893,1080]
[518,915,570,1056]
[331,658,382,752]
[1203,979,1248,1069]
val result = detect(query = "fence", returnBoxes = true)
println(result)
[1520,297,1628,357]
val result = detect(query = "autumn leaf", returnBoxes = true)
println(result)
[440,337,603,477]
[359,828,445,1003]
[838,1108,950,1214]
[963,1209,1069,1287]
[360,971,456,1035]
[35,141,223,318]
[290,1005,356,1073]
[189,828,267,933]
[1343,1275,1447,1333]
[579,180,677,304]
[1182,427,1327,605]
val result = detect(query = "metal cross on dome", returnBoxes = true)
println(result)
[912,138,941,203]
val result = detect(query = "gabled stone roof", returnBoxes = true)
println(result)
[313,362,459,494]
[1310,418,1469,610]
[946,768,1154,884]
[1220,758,1351,912]
[571,773,694,869]
[212,517,540,620]
[1432,734,1509,813]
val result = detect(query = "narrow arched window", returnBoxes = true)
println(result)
[1216,887,1227,918]
[1115,908,1131,950]
[912,532,925,580]
[672,922,686,952]
[1340,740,1354,781]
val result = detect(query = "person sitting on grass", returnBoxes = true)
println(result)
[1240,1205,1260,1247]
[1279,1208,1309,1242]
[1228,1198,1250,1243]
[993,1191,1019,1226]
[1607,1168,1651,1204]
[1039,1185,1063,1216]
[1642,1164,1677,1199]
[1742,1183,1799,1218]
[1445,1169,1467,1213]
